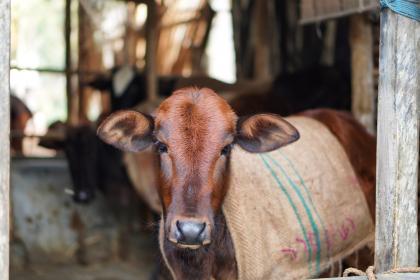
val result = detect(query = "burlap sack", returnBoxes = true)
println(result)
[223,116,374,279]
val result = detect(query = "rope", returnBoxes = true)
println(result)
[343,266,375,280]
[380,0,420,22]
[343,266,420,279]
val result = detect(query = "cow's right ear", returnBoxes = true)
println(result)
[97,110,154,152]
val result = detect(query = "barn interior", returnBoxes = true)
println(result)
[8,0,399,279]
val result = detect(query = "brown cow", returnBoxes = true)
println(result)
[98,88,375,279]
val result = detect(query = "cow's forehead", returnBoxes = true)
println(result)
[154,88,237,140]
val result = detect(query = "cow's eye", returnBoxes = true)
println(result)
[155,141,168,154]
[221,144,232,156]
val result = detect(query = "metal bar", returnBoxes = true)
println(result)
[0,0,10,279]
[375,9,419,272]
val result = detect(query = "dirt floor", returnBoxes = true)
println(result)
[10,231,161,280]
[11,261,156,280]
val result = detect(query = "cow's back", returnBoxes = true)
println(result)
[223,116,374,280]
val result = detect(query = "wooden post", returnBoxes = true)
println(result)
[253,0,271,79]
[320,20,337,67]
[65,0,77,124]
[125,2,139,66]
[145,0,158,102]
[78,2,103,122]
[349,13,375,134]
[0,0,10,279]
[375,9,419,272]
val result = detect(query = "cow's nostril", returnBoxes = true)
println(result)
[176,220,206,245]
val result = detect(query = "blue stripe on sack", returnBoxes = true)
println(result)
[278,151,331,258]
[259,155,313,273]
[265,153,322,274]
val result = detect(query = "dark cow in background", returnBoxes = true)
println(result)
[87,65,250,112]
[231,66,350,116]
[39,121,133,205]
[87,66,175,112]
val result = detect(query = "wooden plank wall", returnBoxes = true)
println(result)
[0,0,10,279]
[375,9,419,272]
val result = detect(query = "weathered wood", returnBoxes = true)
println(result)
[316,273,420,280]
[125,2,139,65]
[299,0,378,25]
[349,13,375,134]
[78,2,103,122]
[65,0,77,125]
[320,20,337,66]
[145,0,158,102]
[375,9,419,272]
[253,0,271,79]
[0,0,10,279]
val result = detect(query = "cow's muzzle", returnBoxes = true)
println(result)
[168,217,211,249]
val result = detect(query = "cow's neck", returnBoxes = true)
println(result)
[162,212,237,280]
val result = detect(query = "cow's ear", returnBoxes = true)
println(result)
[97,110,154,152]
[236,114,299,153]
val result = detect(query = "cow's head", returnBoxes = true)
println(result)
[98,88,299,249]
[41,121,135,205]
[40,122,100,203]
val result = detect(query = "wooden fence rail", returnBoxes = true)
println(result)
[0,0,10,279]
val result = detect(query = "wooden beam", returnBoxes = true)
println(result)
[65,0,77,124]
[320,20,337,67]
[78,1,103,122]
[0,0,10,279]
[349,13,375,134]
[145,0,158,102]
[10,66,104,76]
[375,9,419,272]
[253,0,271,79]
[299,3,378,25]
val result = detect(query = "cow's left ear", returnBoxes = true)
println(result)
[236,114,299,153]
[97,110,154,152]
